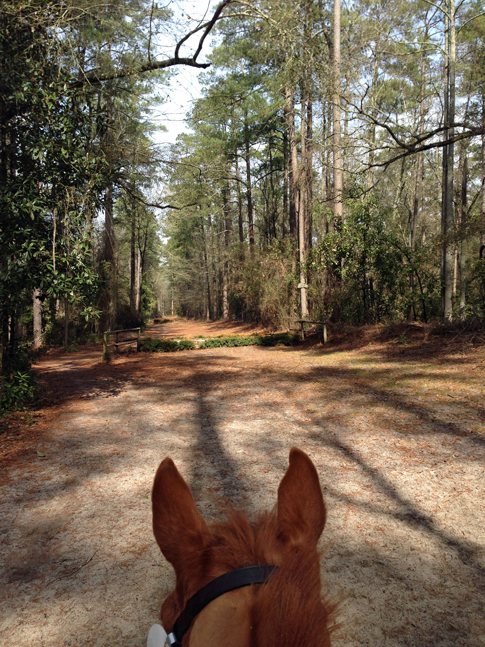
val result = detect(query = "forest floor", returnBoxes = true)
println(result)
[1,319,484,647]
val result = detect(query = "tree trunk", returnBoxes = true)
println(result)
[244,112,254,247]
[368,54,379,190]
[135,247,142,314]
[208,215,218,319]
[481,95,485,248]
[306,96,313,251]
[333,0,343,221]
[64,298,69,346]
[222,182,231,320]
[283,129,289,237]
[299,84,309,318]
[130,211,136,312]
[235,154,244,244]
[33,289,42,349]
[411,29,428,250]
[1,307,9,377]
[460,155,467,320]
[284,84,299,242]
[201,217,212,320]
[343,73,349,173]
[102,183,115,331]
[441,0,455,322]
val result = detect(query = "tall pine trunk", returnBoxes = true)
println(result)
[481,95,485,249]
[130,211,136,312]
[235,154,244,244]
[223,183,232,319]
[299,86,308,318]
[244,112,254,247]
[33,289,42,349]
[333,0,343,221]
[441,0,455,322]
[460,155,467,320]
[284,84,299,242]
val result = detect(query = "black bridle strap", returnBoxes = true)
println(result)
[166,565,277,647]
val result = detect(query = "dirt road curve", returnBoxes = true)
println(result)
[1,322,484,647]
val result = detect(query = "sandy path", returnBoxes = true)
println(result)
[142,317,270,340]
[1,335,484,647]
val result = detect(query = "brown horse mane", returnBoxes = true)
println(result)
[164,506,336,647]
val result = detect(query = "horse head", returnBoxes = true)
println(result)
[152,447,334,647]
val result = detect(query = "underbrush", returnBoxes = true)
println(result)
[0,370,39,415]
[140,333,300,353]
[141,338,196,352]
[0,344,41,415]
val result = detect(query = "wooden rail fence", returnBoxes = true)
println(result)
[103,327,141,355]
[294,319,327,343]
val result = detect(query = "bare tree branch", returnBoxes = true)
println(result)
[122,184,200,211]
[373,127,483,169]
[72,0,235,88]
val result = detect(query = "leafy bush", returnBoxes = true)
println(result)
[200,335,261,348]
[178,339,196,350]
[259,333,300,346]
[1,370,38,414]
[141,338,195,352]
[141,333,300,353]
[308,197,441,325]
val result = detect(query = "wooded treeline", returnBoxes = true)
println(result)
[0,0,228,407]
[164,0,485,329]
[1,0,485,409]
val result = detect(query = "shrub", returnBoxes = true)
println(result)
[141,338,195,352]
[200,335,261,348]
[178,339,196,351]
[1,370,38,414]
[259,333,300,346]
[141,333,300,353]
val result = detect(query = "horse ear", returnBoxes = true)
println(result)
[152,458,209,572]
[277,448,326,547]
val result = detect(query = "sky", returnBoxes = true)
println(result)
[150,0,217,146]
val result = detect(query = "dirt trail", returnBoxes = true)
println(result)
[1,321,484,647]
[142,317,269,340]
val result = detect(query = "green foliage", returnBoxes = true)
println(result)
[0,370,38,415]
[200,335,261,348]
[309,198,441,325]
[141,338,195,352]
[140,332,300,353]
[258,333,300,346]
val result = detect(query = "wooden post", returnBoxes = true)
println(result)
[322,324,327,344]
[300,321,305,341]
[103,331,108,357]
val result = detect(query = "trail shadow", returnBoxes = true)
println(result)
[307,363,485,449]
[2,347,485,646]
[33,352,130,409]
[189,380,252,511]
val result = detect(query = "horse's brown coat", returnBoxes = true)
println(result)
[152,448,335,646]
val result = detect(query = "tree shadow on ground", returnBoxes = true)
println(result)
[2,345,484,646]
